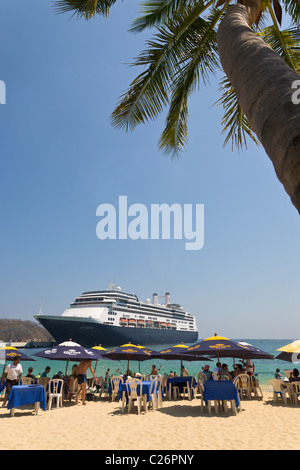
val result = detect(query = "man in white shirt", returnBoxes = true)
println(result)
[1,355,23,406]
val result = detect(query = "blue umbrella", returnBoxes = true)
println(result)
[186,335,273,360]
[33,340,105,377]
[153,342,210,373]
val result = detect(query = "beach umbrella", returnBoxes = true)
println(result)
[153,342,210,374]
[102,343,158,372]
[92,344,108,373]
[275,340,300,363]
[186,334,274,360]
[0,346,35,374]
[33,339,104,377]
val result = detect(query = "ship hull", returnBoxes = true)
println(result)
[35,315,198,347]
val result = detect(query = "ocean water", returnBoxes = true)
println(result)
[7,339,296,387]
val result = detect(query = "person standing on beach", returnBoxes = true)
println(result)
[1,355,23,406]
[75,359,97,405]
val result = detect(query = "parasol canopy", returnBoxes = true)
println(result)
[185,334,274,360]
[0,346,35,362]
[275,340,300,363]
[102,343,158,371]
[33,340,103,361]
[153,342,210,371]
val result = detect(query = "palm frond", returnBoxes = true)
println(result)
[111,2,213,131]
[53,0,118,19]
[281,0,300,27]
[216,76,261,151]
[130,0,212,33]
[259,24,300,72]
[159,8,222,155]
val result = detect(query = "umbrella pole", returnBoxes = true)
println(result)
[64,360,69,378]
[218,352,221,382]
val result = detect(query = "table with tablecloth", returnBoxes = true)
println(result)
[7,384,47,416]
[119,380,162,412]
[166,376,196,400]
[203,380,240,414]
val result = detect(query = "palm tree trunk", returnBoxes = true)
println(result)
[217,4,300,213]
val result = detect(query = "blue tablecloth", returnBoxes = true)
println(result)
[7,385,47,411]
[203,381,240,407]
[119,380,162,405]
[166,376,196,393]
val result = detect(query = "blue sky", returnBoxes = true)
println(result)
[0,1,299,339]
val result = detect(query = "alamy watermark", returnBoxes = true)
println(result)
[0,81,6,104]
[292,80,300,104]
[96,196,204,251]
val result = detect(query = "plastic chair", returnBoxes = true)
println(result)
[125,378,144,415]
[21,377,34,385]
[48,379,64,410]
[68,378,78,401]
[110,376,123,402]
[233,374,251,400]
[38,376,50,388]
[269,379,288,405]
[290,382,300,405]
[148,377,158,411]
[86,377,95,393]
[250,374,263,399]
[182,381,193,400]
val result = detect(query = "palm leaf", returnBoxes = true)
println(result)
[53,0,119,19]
[130,0,211,33]
[216,76,261,151]
[111,2,213,131]
[259,25,300,73]
[281,0,300,27]
[159,8,222,155]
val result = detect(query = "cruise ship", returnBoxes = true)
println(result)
[35,287,198,347]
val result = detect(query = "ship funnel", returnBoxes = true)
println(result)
[153,293,158,305]
[165,292,170,305]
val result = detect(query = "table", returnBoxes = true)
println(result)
[119,381,159,413]
[166,376,196,400]
[7,385,47,417]
[203,381,240,415]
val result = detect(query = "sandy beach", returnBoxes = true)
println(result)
[0,387,299,451]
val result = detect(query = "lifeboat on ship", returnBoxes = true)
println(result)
[119,318,128,326]
[137,319,145,327]
[160,322,167,328]
[128,318,137,327]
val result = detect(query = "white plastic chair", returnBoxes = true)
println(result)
[125,378,145,415]
[68,378,78,401]
[21,377,34,385]
[250,374,263,399]
[110,376,123,402]
[233,374,251,400]
[269,379,288,405]
[48,379,64,410]
[148,377,158,411]
[182,381,193,400]
[38,376,50,388]
[290,381,300,405]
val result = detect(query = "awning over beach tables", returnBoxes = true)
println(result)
[276,340,300,362]
[185,334,274,360]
